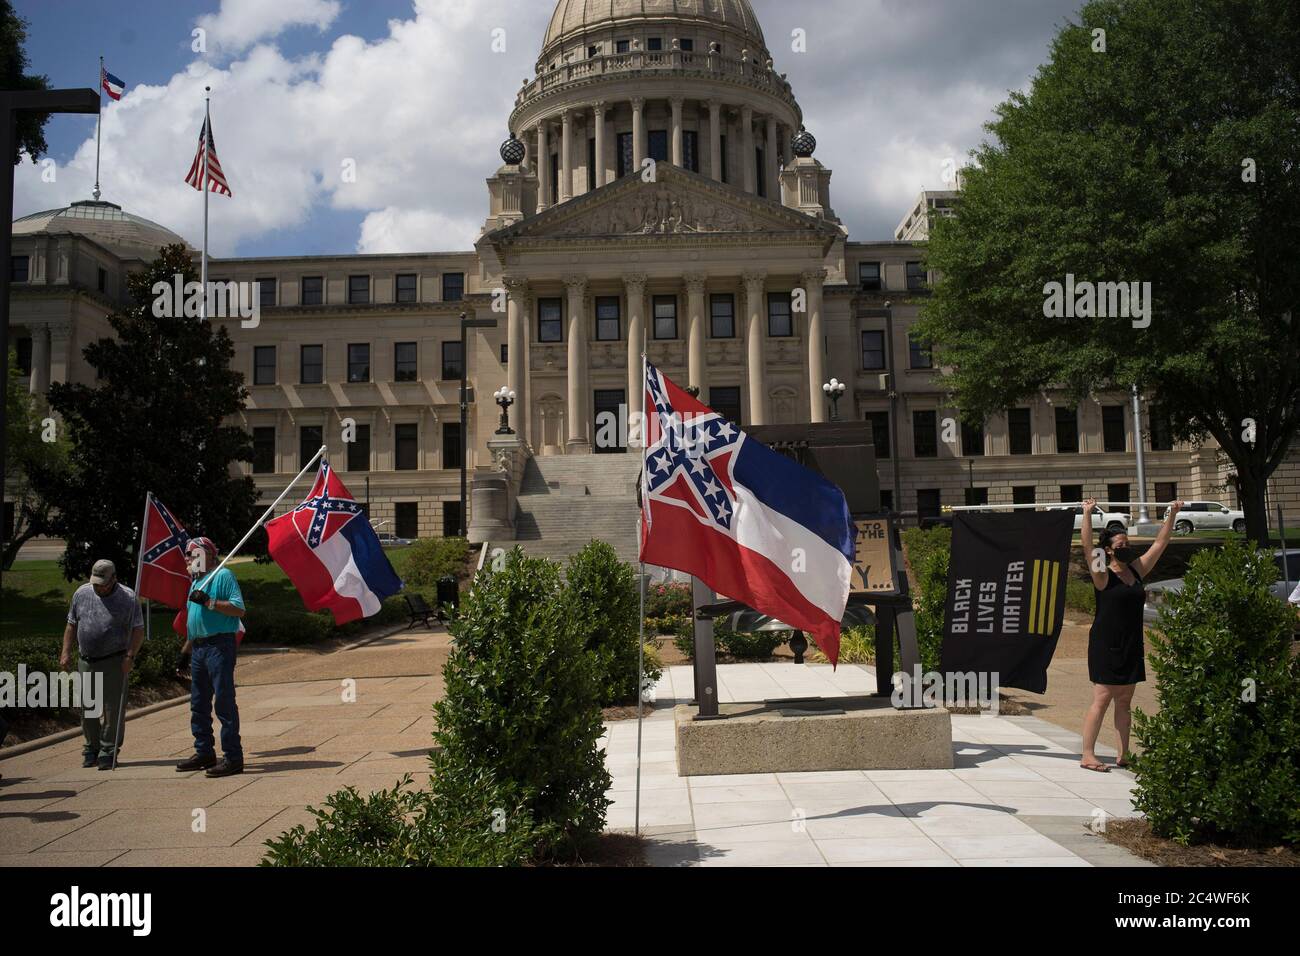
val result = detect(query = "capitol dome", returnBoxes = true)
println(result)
[541,0,767,59]
[13,199,189,261]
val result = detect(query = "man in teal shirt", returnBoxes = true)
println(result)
[175,537,246,777]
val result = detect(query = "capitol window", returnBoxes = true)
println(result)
[596,297,621,341]
[538,298,563,342]
[710,294,735,338]
[653,295,678,339]
[767,293,792,337]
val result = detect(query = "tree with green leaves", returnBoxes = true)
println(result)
[3,348,68,568]
[916,0,1299,542]
[0,0,51,164]
[34,243,259,583]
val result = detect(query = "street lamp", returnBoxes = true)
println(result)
[822,377,846,421]
[493,386,517,435]
[459,311,498,538]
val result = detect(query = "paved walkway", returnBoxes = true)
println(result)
[0,627,450,867]
[1,634,1149,867]
[605,664,1150,867]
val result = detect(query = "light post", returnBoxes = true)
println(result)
[493,386,517,435]
[459,312,498,538]
[822,377,846,421]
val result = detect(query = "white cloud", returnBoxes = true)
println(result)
[14,0,544,256]
[197,0,342,56]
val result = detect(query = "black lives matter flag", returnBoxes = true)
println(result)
[940,511,1073,693]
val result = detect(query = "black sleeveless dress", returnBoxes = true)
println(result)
[1088,567,1147,685]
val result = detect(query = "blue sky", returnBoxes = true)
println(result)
[13,0,1085,258]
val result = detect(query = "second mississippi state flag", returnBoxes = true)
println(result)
[639,362,854,665]
[266,460,402,625]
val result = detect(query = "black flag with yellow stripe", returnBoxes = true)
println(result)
[940,511,1073,693]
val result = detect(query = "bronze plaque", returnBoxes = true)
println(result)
[850,518,898,595]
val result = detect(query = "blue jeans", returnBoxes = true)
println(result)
[190,635,242,762]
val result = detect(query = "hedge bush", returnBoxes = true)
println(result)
[432,547,611,859]
[901,526,950,673]
[1133,542,1300,846]
[811,624,876,665]
[402,537,470,588]
[564,540,658,706]
[719,626,786,660]
[644,581,691,620]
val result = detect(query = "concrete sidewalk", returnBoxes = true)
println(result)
[0,627,451,867]
[606,664,1151,867]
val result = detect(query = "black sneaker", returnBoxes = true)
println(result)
[82,753,97,769]
[205,758,244,778]
[97,755,113,771]
[176,753,217,772]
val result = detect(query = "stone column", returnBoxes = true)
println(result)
[670,96,684,167]
[625,273,647,447]
[685,273,707,394]
[48,325,71,386]
[803,269,828,423]
[743,270,767,425]
[741,105,756,194]
[593,101,607,189]
[504,276,529,444]
[631,97,646,171]
[560,109,573,202]
[28,324,50,397]
[708,99,722,182]
[564,275,589,453]
[536,122,551,209]
[765,115,779,200]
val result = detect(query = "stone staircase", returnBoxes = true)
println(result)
[512,453,642,564]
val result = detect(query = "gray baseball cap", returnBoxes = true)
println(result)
[90,559,116,584]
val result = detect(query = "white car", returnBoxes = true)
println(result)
[1173,500,1246,535]
[1049,504,1129,534]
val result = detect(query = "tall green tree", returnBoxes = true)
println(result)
[3,348,68,568]
[916,0,1299,542]
[0,0,51,164]
[36,244,259,583]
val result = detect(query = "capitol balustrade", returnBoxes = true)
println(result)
[515,49,796,109]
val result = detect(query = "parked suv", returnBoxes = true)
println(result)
[1049,504,1129,534]
[1173,500,1246,535]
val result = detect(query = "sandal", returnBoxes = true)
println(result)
[1080,761,1110,773]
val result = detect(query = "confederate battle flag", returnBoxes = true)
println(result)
[135,493,193,609]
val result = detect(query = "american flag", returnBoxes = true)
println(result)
[184,115,232,197]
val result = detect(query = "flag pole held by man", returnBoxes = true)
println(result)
[639,361,854,665]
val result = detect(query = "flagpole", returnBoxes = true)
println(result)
[114,489,151,772]
[199,444,327,585]
[634,346,649,838]
[93,56,103,200]
[200,88,210,323]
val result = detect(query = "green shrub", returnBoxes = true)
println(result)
[564,540,658,706]
[1064,575,1097,615]
[403,537,470,588]
[811,624,876,665]
[644,581,691,620]
[261,771,545,867]
[432,547,611,859]
[718,625,784,660]
[671,619,731,660]
[1133,542,1300,846]
[902,526,950,673]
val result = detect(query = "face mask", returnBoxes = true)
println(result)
[1112,547,1137,564]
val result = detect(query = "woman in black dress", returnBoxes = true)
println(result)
[1079,497,1183,772]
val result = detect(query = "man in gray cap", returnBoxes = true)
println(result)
[60,559,146,770]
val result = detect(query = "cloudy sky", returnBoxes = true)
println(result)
[14,0,1084,258]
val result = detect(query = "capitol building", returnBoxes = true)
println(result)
[8,0,1291,555]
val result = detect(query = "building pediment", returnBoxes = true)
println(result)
[482,165,839,252]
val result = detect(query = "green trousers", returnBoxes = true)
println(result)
[79,655,126,759]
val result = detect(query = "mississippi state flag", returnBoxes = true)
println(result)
[639,362,854,665]
[265,460,402,624]
[101,67,125,101]
[135,493,193,609]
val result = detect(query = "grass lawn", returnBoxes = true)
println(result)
[1,547,422,645]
